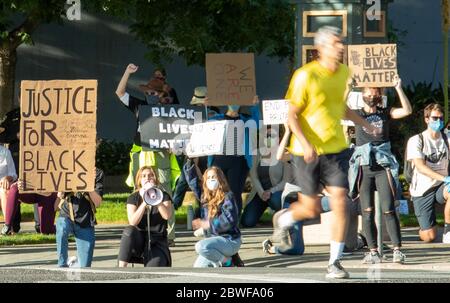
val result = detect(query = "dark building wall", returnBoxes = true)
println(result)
[15,13,290,143]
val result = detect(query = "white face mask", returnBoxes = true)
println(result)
[206,179,219,191]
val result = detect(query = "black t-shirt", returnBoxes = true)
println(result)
[124,95,147,146]
[126,190,171,236]
[59,168,105,228]
[354,107,391,146]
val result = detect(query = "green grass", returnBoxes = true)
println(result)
[0,233,74,246]
[400,213,445,227]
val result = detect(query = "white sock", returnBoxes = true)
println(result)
[329,241,345,265]
[278,210,295,229]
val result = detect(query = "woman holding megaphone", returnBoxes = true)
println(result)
[118,166,173,267]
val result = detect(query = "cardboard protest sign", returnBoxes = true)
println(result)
[19,80,97,193]
[206,53,256,106]
[348,44,397,87]
[139,105,204,151]
[262,99,289,125]
[186,121,228,157]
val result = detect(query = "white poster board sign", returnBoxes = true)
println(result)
[186,121,227,157]
[262,99,289,125]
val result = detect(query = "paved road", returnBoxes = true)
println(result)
[1,223,450,283]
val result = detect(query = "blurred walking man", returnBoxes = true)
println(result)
[273,26,379,279]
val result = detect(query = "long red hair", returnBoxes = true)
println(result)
[202,167,230,218]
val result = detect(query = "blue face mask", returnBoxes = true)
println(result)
[429,119,444,132]
[228,105,240,112]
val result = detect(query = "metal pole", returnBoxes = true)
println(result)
[374,191,383,257]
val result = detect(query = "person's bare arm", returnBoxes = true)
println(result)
[288,103,317,163]
[390,77,412,119]
[156,200,173,220]
[276,123,291,161]
[127,203,147,226]
[412,158,446,182]
[115,64,138,98]
[344,107,381,136]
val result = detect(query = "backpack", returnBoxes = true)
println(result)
[404,132,449,184]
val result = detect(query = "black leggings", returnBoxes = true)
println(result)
[212,155,249,215]
[118,226,171,267]
[359,166,402,249]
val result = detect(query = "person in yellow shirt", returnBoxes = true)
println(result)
[272,26,380,279]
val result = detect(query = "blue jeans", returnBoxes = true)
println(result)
[56,217,95,267]
[241,191,282,227]
[277,195,331,255]
[193,236,241,268]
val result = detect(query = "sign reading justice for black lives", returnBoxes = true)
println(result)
[139,105,204,151]
[19,80,97,193]
[348,44,398,87]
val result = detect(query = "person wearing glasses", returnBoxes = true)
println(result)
[406,103,450,244]
[348,77,411,264]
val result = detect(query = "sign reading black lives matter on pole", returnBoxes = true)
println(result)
[348,44,397,87]
[262,99,289,125]
[20,80,97,193]
[206,53,256,106]
[139,105,204,151]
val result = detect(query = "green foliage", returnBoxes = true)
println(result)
[127,0,294,66]
[96,139,131,176]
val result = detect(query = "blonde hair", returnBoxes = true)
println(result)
[134,166,159,191]
[202,166,230,218]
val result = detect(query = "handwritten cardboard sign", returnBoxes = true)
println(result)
[186,121,228,157]
[262,99,289,125]
[206,53,256,106]
[19,80,97,193]
[139,105,204,151]
[348,44,397,87]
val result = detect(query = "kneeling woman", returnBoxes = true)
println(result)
[118,166,172,267]
[193,167,241,267]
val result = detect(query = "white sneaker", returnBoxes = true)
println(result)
[443,231,450,244]
[67,256,79,267]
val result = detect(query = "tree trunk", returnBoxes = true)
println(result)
[0,46,16,119]
[444,0,449,122]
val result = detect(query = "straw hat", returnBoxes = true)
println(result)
[190,86,207,105]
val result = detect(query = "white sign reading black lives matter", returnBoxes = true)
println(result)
[20,80,97,193]
[139,105,204,151]
[348,44,398,87]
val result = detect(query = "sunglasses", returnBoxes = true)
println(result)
[146,90,160,96]
[429,116,444,121]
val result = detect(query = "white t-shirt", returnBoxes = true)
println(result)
[406,131,450,197]
[0,145,16,180]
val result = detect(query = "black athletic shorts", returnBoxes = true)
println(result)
[292,148,351,196]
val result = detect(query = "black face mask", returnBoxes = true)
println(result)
[362,96,382,107]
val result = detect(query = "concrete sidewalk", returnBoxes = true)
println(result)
[1,221,450,275]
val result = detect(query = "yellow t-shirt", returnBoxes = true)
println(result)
[286,61,349,156]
